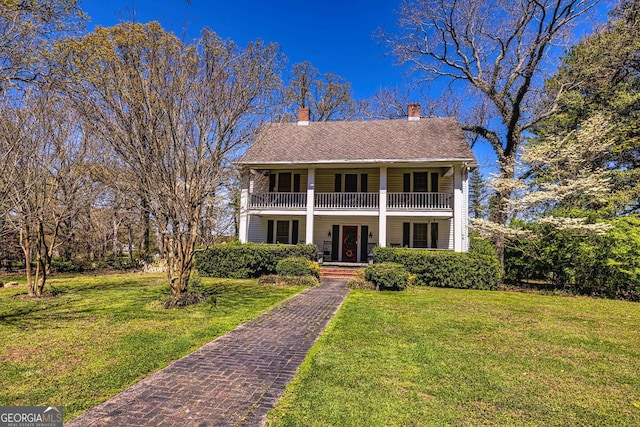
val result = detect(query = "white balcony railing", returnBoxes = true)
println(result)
[315,192,379,209]
[249,192,307,209]
[387,192,452,210]
[248,192,452,211]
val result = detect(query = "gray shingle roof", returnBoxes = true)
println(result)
[239,117,476,165]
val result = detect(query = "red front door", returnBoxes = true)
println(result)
[342,226,358,262]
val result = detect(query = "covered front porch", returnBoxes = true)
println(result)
[244,215,455,263]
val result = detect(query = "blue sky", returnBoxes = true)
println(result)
[81,0,405,101]
[80,0,612,173]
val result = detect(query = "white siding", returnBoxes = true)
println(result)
[387,169,405,193]
[386,217,453,250]
[440,175,453,193]
[438,219,452,250]
[247,216,306,244]
[315,169,337,193]
[448,215,455,250]
[386,218,405,247]
[247,216,267,243]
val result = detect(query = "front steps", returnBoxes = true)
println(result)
[320,266,363,280]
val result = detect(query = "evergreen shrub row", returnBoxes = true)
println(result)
[195,242,317,278]
[373,247,500,290]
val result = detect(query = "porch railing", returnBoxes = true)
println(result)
[248,192,452,210]
[387,192,453,210]
[249,192,307,209]
[315,192,379,209]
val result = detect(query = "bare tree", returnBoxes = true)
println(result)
[284,61,358,121]
[362,87,413,119]
[59,22,284,297]
[386,0,600,263]
[2,89,95,296]
[0,0,85,95]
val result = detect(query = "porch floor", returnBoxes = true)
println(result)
[320,262,368,268]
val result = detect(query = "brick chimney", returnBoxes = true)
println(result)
[297,107,310,125]
[408,103,420,121]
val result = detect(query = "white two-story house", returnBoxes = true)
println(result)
[237,103,477,263]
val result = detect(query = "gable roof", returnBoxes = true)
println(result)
[239,117,476,165]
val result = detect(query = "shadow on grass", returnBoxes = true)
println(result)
[0,276,169,329]
[0,275,280,330]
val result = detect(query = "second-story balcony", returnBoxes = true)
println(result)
[248,192,453,211]
[387,192,452,210]
[250,192,307,209]
[315,192,379,209]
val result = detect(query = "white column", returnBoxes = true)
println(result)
[453,165,463,252]
[306,168,315,244]
[379,166,387,247]
[462,166,469,252]
[238,170,251,243]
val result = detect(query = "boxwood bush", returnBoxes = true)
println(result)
[373,247,500,290]
[365,262,410,291]
[195,242,318,278]
[276,257,321,278]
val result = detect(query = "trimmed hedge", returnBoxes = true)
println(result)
[276,257,321,278]
[195,242,318,278]
[373,247,500,290]
[365,262,410,291]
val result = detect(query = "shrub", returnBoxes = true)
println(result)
[50,257,85,273]
[101,254,140,271]
[373,247,500,290]
[346,269,376,290]
[276,257,321,278]
[365,262,410,291]
[195,242,318,278]
[504,217,640,300]
[469,233,496,256]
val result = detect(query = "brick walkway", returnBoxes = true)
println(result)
[66,279,349,427]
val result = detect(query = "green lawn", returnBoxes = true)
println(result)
[267,287,640,426]
[0,273,302,421]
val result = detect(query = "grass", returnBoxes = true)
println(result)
[0,272,303,421]
[267,287,640,426]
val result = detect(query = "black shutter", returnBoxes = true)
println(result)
[269,174,276,192]
[267,220,274,244]
[331,225,340,261]
[403,173,411,192]
[402,222,410,248]
[361,174,368,192]
[292,220,299,244]
[334,174,342,192]
[360,225,369,261]
[431,172,439,193]
[293,174,301,192]
[430,223,438,249]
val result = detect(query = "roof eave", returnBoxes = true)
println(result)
[236,157,477,166]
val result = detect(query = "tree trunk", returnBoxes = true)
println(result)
[20,225,34,296]
[489,153,517,270]
[127,224,134,261]
[140,197,150,253]
[112,215,119,255]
